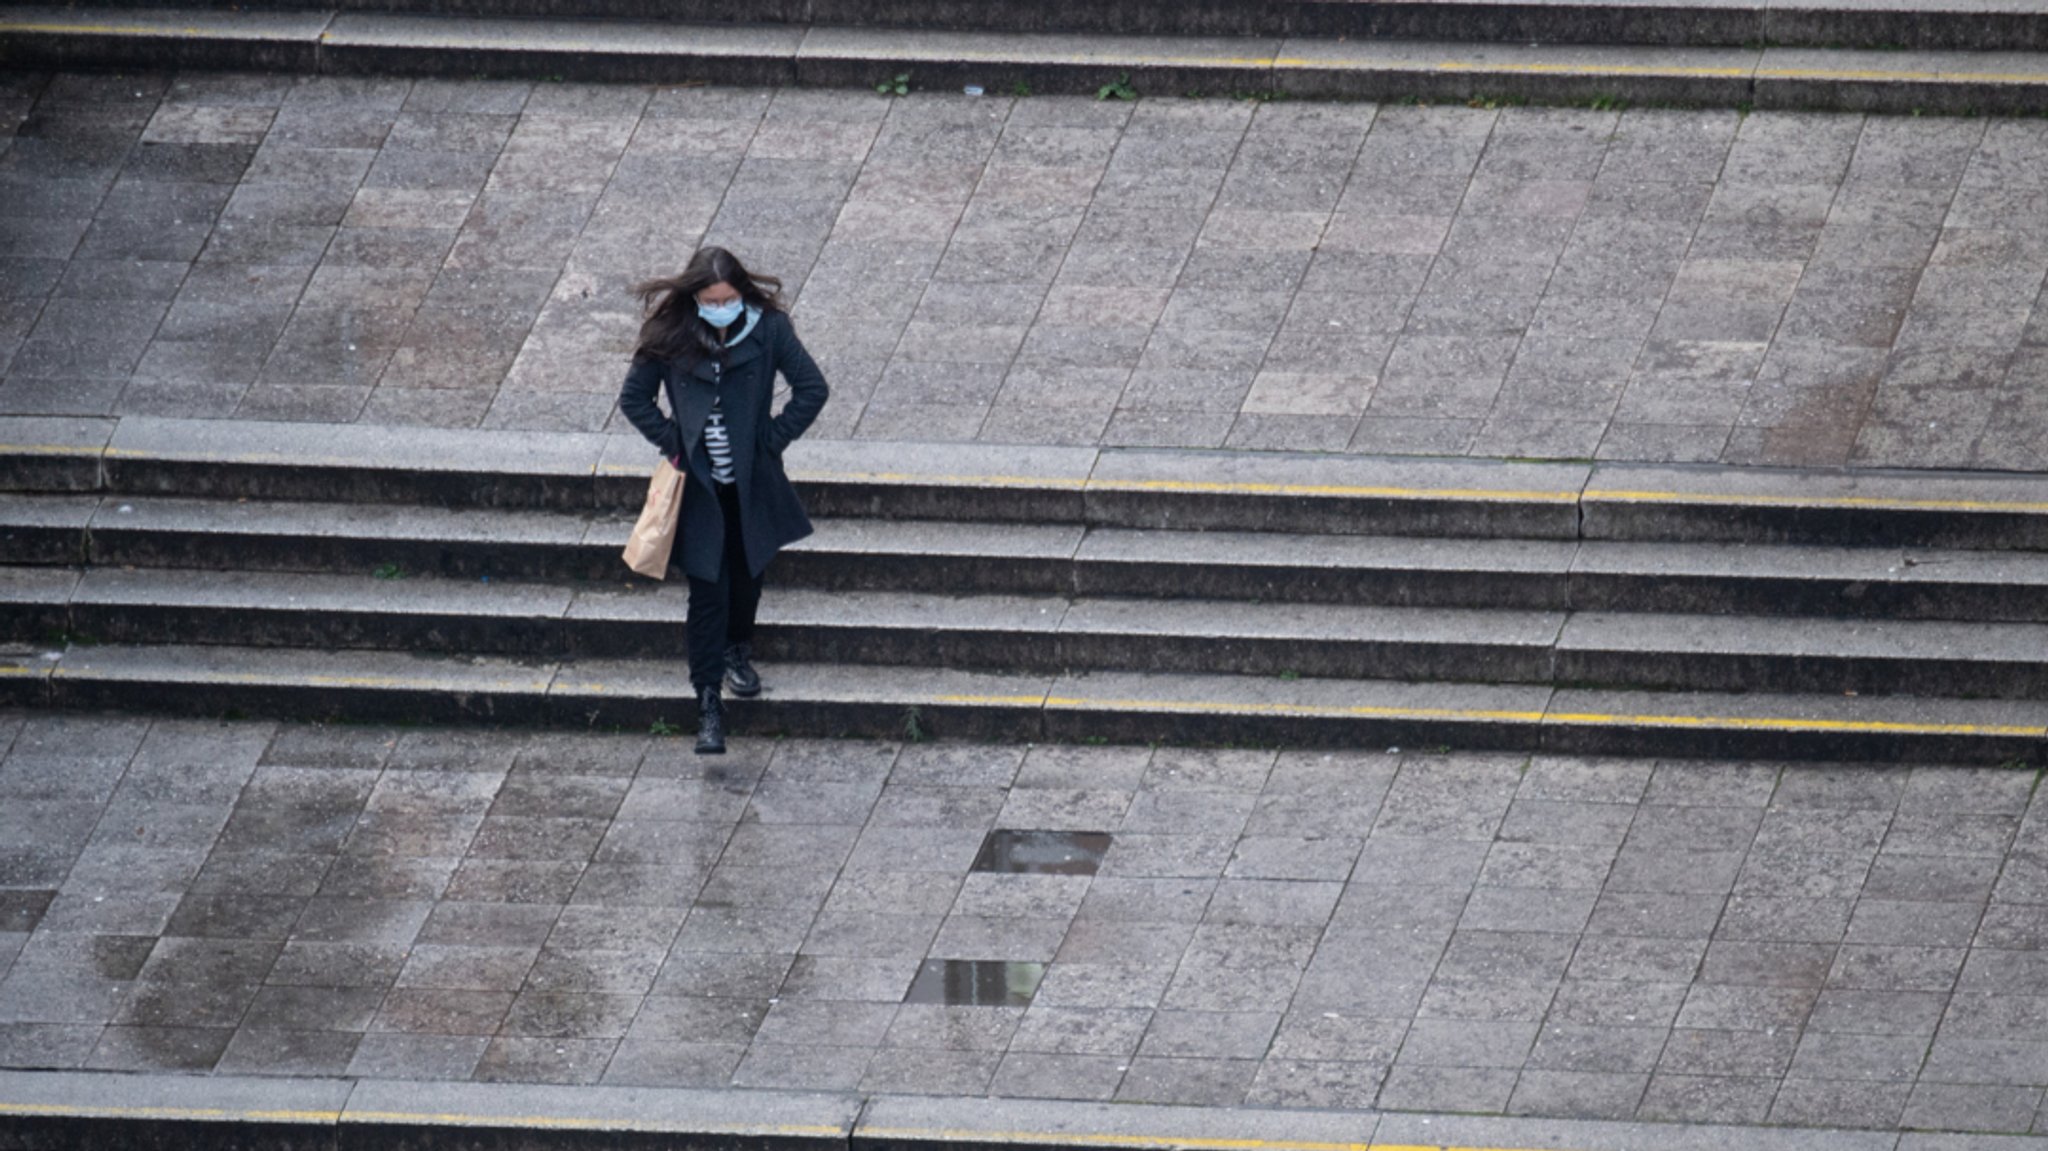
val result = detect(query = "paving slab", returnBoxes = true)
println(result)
[0,713,2045,1139]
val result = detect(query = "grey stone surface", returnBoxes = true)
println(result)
[4,73,2046,474]
[3,712,2048,1140]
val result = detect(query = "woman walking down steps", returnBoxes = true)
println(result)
[618,247,830,755]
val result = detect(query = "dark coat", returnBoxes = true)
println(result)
[617,308,829,582]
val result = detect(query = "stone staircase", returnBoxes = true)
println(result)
[6,0,2048,114]
[5,416,2048,762]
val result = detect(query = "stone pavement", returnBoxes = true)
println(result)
[2,709,2048,1136]
[4,69,2048,471]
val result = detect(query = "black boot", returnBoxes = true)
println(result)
[694,684,726,755]
[724,642,761,698]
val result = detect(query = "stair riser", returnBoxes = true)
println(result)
[87,531,623,583]
[776,552,1074,597]
[1569,574,2048,624]
[106,460,598,512]
[0,525,84,566]
[30,602,2048,700]
[1083,491,1576,541]
[16,676,2040,764]
[1075,563,1573,611]
[1584,505,2048,552]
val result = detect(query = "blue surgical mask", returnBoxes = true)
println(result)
[697,298,744,327]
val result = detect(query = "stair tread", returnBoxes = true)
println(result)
[12,491,2048,592]
[20,567,2048,660]
[1078,528,1578,572]
[0,494,100,529]
[83,495,600,544]
[1572,538,2048,584]
[0,568,80,603]
[1562,611,2048,660]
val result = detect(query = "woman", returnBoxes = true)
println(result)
[618,247,829,755]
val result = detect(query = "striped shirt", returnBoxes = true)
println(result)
[704,392,735,485]
[700,306,758,487]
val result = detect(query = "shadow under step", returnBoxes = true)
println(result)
[5,642,2042,763]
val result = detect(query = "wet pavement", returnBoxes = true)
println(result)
[3,70,2048,470]
[1,709,2046,1134]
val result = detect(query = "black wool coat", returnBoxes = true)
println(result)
[617,309,829,582]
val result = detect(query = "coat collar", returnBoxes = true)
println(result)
[684,307,766,382]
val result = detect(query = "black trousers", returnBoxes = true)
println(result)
[686,482,761,689]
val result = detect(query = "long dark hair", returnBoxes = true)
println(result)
[632,246,785,364]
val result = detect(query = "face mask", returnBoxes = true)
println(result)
[697,298,744,327]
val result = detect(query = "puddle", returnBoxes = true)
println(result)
[970,829,1110,876]
[902,958,1046,1006]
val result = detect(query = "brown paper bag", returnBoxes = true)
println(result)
[623,458,685,579]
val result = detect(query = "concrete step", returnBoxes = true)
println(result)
[5,6,2048,112]
[12,565,2048,698]
[16,417,2048,550]
[20,0,2048,50]
[12,492,2048,620]
[6,640,2041,761]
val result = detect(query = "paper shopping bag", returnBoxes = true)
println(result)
[623,458,685,579]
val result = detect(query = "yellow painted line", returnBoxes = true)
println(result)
[936,693,2043,739]
[0,1103,339,1122]
[1592,488,2048,514]
[1431,60,1751,78]
[1759,67,2048,83]
[0,442,102,455]
[1548,711,2044,737]
[861,1128,1372,1151]
[19,448,2048,516]
[938,694,1546,722]
[49,668,549,691]
[0,20,273,37]
[1376,1138,1564,1146]
[348,1110,841,1134]
[794,470,1090,490]
[1091,479,1578,502]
